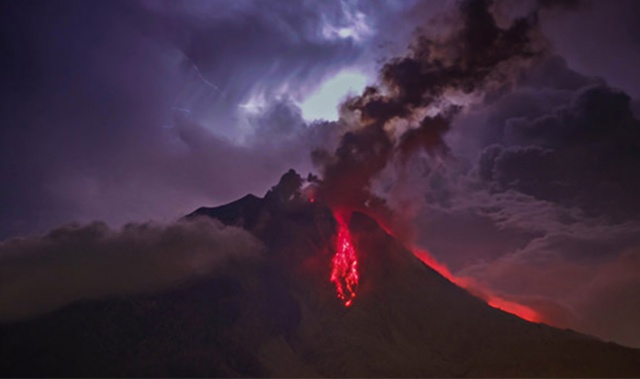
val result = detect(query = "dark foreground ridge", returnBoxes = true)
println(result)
[1,170,640,377]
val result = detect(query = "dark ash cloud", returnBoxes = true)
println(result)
[478,84,640,220]
[312,0,564,213]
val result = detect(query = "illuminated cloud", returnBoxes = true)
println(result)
[300,71,369,121]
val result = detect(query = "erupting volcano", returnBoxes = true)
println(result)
[330,211,359,307]
[3,0,640,376]
[2,173,640,377]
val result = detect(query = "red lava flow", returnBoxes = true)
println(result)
[324,204,539,322]
[329,211,359,307]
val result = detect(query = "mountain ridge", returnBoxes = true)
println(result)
[1,170,639,377]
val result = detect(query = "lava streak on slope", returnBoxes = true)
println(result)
[324,205,540,321]
[411,246,541,323]
[330,211,359,307]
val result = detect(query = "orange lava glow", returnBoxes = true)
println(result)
[411,247,540,323]
[322,205,540,321]
[487,297,540,323]
[330,211,359,307]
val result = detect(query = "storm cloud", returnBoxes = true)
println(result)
[0,0,427,239]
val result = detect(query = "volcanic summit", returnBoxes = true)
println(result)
[1,169,639,377]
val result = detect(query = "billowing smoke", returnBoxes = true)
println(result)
[313,0,559,212]
[0,218,263,321]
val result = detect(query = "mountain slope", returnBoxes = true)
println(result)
[1,173,639,377]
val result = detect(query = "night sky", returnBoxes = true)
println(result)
[1,0,640,349]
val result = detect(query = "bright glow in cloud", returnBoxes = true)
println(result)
[321,1,373,43]
[300,71,369,121]
[322,10,372,42]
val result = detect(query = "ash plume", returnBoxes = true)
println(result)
[313,0,568,212]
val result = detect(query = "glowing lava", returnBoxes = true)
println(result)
[323,204,539,321]
[412,246,540,323]
[487,297,540,323]
[330,211,359,307]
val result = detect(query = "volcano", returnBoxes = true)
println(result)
[1,170,640,377]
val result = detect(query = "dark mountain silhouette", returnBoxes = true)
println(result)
[1,170,640,377]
